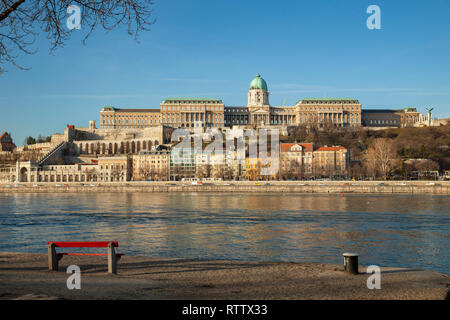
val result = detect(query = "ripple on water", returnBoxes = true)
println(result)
[0,193,448,274]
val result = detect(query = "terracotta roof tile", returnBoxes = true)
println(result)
[280,143,314,153]
[315,146,346,151]
[280,143,346,153]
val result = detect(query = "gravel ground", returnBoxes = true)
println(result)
[0,252,448,300]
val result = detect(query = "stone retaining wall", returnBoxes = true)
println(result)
[1,181,449,194]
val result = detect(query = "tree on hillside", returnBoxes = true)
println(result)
[350,162,364,180]
[363,138,398,179]
[37,134,51,143]
[0,0,155,73]
[415,159,440,172]
[401,161,415,179]
[290,125,308,142]
[24,136,36,145]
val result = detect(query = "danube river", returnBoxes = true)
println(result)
[0,193,449,274]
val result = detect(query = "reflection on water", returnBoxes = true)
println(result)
[0,193,449,274]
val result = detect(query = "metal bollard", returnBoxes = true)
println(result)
[343,253,359,274]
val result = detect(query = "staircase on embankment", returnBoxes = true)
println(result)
[37,142,67,165]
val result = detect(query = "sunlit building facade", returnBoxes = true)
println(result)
[99,74,363,130]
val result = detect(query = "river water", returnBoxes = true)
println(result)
[0,193,448,274]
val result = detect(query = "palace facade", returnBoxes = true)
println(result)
[361,108,426,128]
[100,74,362,130]
[99,73,443,130]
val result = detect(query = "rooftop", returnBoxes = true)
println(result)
[137,150,170,155]
[362,108,418,113]
[315,146,347,152]
[280,143,346,153]
[280,143,314,153]
[115,109,160,113]
[101,107,160,113]
[362,109,401,113]
[249,74,268,91]
[297,98,359,104]
[162,98,223,104]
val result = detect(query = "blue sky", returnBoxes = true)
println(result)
[1,0,449,145]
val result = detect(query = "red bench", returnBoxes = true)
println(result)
[47,241,124,274]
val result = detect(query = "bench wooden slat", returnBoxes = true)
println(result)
[57,253,124,257]
[47,241,119,248]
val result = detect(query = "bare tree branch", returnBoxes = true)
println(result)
[0,0,25,22]
[0,0,155,73]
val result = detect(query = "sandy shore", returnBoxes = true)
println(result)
[0,253,448,300]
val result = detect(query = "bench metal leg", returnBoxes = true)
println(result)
[108,242,117,274]
[48,243,58,271]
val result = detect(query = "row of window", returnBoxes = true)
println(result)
[298,118,359,123]
[368,119,398,125]
[162,105,223,111]
[103,114,159,118]
[103,119,162,125]
[225,108,247,113]
[134,160,167,164]
[99,164,125,170]
[162,114,222,122]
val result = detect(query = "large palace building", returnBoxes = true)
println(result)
[99,73,440,130]
[100,74,362,130]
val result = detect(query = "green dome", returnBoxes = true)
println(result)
[249,73,268,91]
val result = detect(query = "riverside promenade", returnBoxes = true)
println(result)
[1,180,449,194]
[0,253,448,300]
